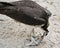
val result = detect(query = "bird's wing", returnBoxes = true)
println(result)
[19,7,45,22]
[0,2,15,8]
[0,2,15,6]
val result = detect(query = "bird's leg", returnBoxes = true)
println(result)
[26,28,37,46]
[26,28,42,46]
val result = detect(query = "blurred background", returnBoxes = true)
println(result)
[0,0,60,48]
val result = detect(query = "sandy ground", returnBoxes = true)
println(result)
[0,0,60,48]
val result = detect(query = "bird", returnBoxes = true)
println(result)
[0,0,51,46]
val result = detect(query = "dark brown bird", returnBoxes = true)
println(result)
[0,0,52,46]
